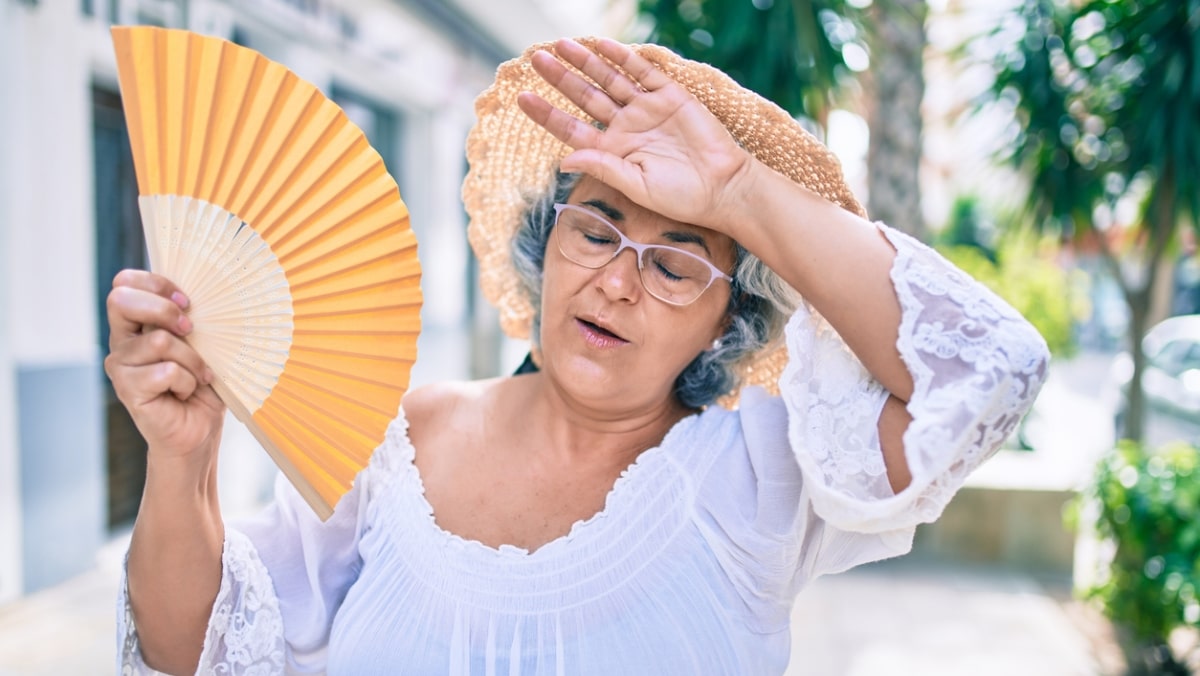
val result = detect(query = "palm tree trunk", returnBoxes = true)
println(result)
[866,0,927,239]
[1124,174,1178,442]
[1125,288,1151,441]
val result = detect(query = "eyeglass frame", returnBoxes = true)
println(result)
[551,203,733,306]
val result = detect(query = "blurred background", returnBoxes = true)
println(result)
[0,0,1197,673]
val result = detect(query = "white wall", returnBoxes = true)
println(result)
[448,0,613,53]
[0,0,28,606]
[8,0,99,366]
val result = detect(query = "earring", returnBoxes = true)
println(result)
[711,337,723,351]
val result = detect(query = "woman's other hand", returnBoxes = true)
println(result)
[104,269,225,463]
[518,38,755,235]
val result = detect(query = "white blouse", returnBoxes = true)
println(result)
[117,225,1050,675]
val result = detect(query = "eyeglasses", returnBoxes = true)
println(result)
[552,203,732,306]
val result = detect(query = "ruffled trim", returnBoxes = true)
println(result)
[117,530,285,675]
[351,405,750,614]
[781,223,1049,533]
[117,556,155,675]
[196,530,286,672]
[780,304,890,477]
[378,405,705,560]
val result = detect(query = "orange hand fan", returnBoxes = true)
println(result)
[111,26,422,520]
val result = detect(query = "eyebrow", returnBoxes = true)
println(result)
[581,199,624,222]
[661,231,712,257]
[579,199,714,257]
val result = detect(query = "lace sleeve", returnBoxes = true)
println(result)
[117,529,286,675]
[116,410,407,674]
[780,223,1050,534]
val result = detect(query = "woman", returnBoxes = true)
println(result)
[109,38,1049,674]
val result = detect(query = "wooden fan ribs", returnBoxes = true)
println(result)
[112,26,422,520]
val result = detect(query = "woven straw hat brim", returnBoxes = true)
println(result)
[463,38,865,405]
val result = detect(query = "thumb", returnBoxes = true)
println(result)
[561,150,644,199]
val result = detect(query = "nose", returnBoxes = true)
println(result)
[594,246,642,302]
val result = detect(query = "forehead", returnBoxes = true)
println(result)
[566,178,736,264]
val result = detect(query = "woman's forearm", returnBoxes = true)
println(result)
[127,445,225,674]
[725,158,914,403]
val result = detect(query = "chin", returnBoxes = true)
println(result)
[544,352,650,406]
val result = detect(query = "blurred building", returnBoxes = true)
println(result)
[0,0,613,604]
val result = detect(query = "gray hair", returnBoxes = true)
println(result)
[511,171,798,408]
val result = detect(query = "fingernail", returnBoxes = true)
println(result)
[178,314,193,333]
[171,292,190,309]
[204,367,215,384]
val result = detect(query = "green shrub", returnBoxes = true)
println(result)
[1077,440,1200,673]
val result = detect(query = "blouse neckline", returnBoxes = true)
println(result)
[389,405,706,560]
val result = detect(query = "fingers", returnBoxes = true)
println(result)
[590,38,674,94]
[106,268,211,404]
[560,149,640,197]
[107,269,191,350]
[113,268,190,307]
[546,40,642,110]
[530,39,678,126]
[106,328,213,402]
[530,50,622,125]
[120,360,204,404]
[114,327,211,380]
[517,92,604,150]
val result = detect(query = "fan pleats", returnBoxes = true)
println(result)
[114,26,422,520]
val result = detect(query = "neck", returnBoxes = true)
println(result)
[512,372,692,467]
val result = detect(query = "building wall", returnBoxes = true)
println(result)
[1,0,106,599]
[0,0,25,607]
[0,0,609,598]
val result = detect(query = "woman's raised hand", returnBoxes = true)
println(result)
[518,38,755,234]
[110,270,229,675]
[104,269,226,464]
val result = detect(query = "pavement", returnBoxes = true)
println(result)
[788,558,1124,676]
[2,349,1197,675]
[0,535,126,676]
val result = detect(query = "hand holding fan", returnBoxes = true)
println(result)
[111,26,422,520]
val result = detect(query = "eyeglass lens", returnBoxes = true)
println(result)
[555,206,718,305]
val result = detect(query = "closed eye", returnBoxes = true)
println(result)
[583,233,617,245]
[653,259,686,282]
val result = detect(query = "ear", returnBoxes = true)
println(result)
[711,310,734,344]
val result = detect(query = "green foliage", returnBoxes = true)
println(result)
[1077,439,1200,669]
[969,0,1200,441]
[976,0,1200,238]
[1097,0,1200,231]
[633,0,868,124]
[938,195,998,262]
[937,234,1083,359]
[980,0,1107,235]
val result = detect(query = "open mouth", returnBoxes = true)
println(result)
[578,318,628,344]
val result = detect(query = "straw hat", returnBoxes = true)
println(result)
[463,38,866,404]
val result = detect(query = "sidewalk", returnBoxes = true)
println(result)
[787,558,1124,676]
[0,535,126,676]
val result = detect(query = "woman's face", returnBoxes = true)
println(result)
[537,177,736,411]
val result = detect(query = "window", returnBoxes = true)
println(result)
[92,86,148,529]
[330,86,402,189]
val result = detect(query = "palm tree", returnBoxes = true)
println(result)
[635,0,932,240]
[974,0,1200,441]
[865,0,927,239]
[633,0,867,135]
